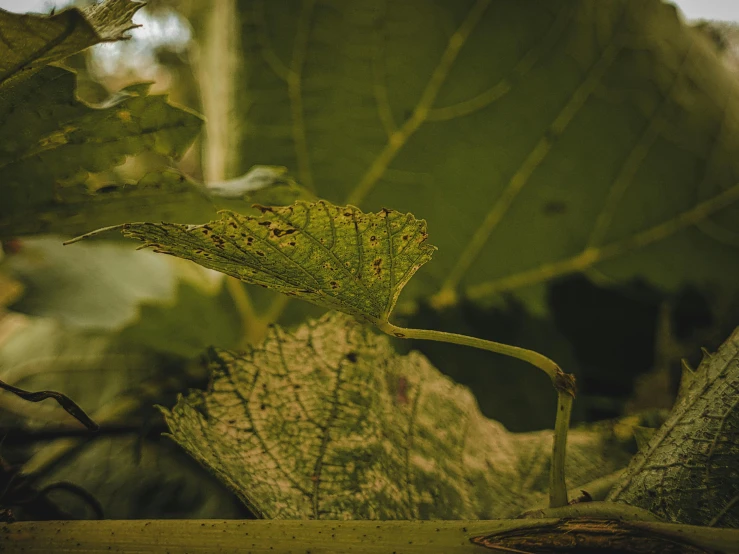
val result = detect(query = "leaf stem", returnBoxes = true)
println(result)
[378,321,575,508]
[550,390,572,508]
[62,224,127,245]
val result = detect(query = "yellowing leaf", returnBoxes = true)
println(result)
[82,201,436,325]
[160,312,631,519]
[0,0,142,89]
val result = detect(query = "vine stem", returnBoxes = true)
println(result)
[377,321,576,508]
[551,391,573,508]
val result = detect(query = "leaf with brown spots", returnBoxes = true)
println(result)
[68,200,436,325]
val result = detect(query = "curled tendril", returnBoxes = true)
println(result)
[0,378,99,431]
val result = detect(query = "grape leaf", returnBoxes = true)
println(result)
[608,327,739,527]
[0,66,205,238]
[206,0,739,314]
[0,0,141,90]
[160,312,632,519]
[0,170,215,239]
[74,200,436,326]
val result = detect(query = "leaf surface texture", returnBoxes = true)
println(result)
[161,312,631,519]
[608,328,739,527]
[226,0,739,312]
[110,201,436,324]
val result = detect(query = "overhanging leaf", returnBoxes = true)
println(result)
[71,201,436,326]
[0,171,215,239]
[160,312,632,520]
[0,66,204,238]
[211,0,739,314]
[0,0,142,89]
[608,328,739,527]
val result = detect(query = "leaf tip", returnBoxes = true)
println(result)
[62,224,127,245]
[251,204,276,214]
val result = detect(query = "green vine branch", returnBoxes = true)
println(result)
[377,321,576,508]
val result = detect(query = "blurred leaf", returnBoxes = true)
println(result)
[25,435,248,520]
[1,170,215,239]
[3,237,178,332]
[76,200,436,327]
[0,314,247,519]
[206,165,316,219]
[0,314,151,427]
[0,66,204,238]
[119,280,243,358]
[221,0,739,314]
[207,165,308,202]
[0,0,142,90]
[608,328,739,527]
[0,310,247,520]
[0,272,23,308]
[161,312,632,519]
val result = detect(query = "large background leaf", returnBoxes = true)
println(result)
[218,0,739,315]
[162,312,633,520]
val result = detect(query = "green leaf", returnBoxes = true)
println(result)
[0,66,204,237]
[0,314,150,428]
[160,312,632,519]
[0,315,246,519]
[210,0,739,314]
[608,328,739,527]
[77,200,436,326]
[0,0,142,89]
[5,237,178,331]
[1,170,215,239]
[28,435,248,519]
[119,280,244,358]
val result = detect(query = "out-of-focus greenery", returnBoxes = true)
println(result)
[0,0,738,525]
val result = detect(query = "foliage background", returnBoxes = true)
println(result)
[0,0,737,521]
